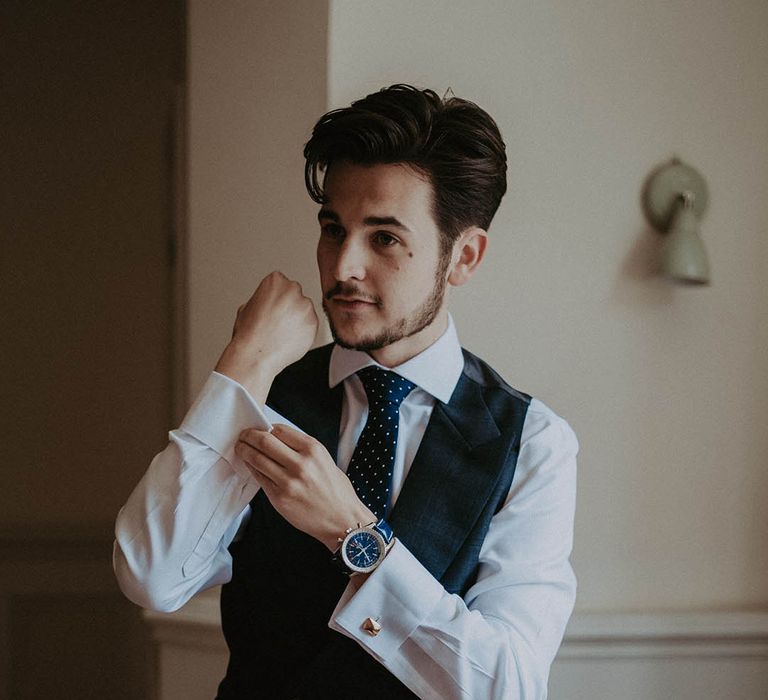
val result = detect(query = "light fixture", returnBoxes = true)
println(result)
[642,158,711,285]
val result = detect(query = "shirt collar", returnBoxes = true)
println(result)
[328,315,464,404]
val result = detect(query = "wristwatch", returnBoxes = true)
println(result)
[333,519,394,576]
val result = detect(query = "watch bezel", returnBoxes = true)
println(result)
[340,524,387,574]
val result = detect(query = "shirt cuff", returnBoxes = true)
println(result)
[179,371,273,475]
[329,539,444,662]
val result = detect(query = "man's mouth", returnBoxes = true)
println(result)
[329,297,378,310]
[332,296,376,304]
[324,284,382,307]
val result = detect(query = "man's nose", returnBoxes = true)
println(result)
[333,237,367,281]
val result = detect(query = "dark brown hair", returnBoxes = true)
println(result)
[304,84,507,253]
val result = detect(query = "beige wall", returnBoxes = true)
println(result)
[187,0,768,614]
[187,0,329,395]
[327,0,768,612]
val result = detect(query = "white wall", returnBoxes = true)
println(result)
[327,0,768,612]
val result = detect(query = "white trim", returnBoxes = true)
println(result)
[559,610,768,659]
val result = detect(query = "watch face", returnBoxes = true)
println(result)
[342,529,384,573]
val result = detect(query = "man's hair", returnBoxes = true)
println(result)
[304,84,507,253]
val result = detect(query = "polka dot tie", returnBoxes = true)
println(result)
[346,366,416,519]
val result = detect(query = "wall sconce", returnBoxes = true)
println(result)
[642,158,710,285]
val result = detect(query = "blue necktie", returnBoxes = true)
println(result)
[346,366,416,519]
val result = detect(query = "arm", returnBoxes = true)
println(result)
[328,402,578,700]
[113,372,278,612]
[113,272,319,612]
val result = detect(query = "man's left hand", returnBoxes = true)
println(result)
[235,424,376,551]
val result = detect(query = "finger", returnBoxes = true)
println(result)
[247,463,278,501]
[236,439,285,486]
[239,428,300,470]
[269,424,316,453]
[250,466,277,493]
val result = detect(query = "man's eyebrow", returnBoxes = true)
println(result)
[317,208,339,222]
[317,210,412,233]
[363,216,411,232]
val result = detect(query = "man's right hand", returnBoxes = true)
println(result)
[214,271,319,404]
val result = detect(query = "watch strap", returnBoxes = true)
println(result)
[372,518,394,546]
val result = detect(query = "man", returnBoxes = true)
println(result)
[114,84,577,699]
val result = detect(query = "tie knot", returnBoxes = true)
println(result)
[357,366,416,407]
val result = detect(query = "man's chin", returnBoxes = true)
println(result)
[324,306,380,351]
[326,314,398,352]
[329,326,386,352]
[325,305,443,354]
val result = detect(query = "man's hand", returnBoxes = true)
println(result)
[235,424,376,551]
[215,272,318,404]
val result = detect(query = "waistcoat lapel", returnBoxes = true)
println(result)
[389,368,512,581]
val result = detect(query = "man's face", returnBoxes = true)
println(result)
[317,161,452,365]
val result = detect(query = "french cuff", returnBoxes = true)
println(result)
[179,371,273,475]
[329,540,444,661]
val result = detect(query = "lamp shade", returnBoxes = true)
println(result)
[662,194,710,285]
[643,158,711,286]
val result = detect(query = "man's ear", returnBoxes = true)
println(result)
[447,227,488,287]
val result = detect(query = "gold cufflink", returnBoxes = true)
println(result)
[362,616,382,636]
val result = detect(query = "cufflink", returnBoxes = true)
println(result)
[362,616,382,636]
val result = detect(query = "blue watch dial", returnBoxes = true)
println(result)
[345,531,381,569]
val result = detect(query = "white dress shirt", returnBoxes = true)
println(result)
[113,317,578,699]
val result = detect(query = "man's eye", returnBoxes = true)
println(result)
[373,231,397,247]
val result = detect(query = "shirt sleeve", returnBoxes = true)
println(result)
[328,399,578,700]
[112,371,285,612]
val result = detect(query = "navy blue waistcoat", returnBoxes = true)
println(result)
[216,344,530,699]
